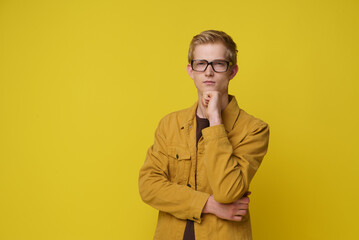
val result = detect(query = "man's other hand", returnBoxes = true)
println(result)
[202,192,251,222]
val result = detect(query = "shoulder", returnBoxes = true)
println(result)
[228,107,270,151]
[161,106,193,123]
[156,104,195,133]
[238,108,268,127]
[234,108,269,137]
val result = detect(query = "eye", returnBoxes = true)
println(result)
[214,61,226,66]
[194,60,207,66]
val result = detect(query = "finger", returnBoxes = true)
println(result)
[235,209,247,216]
[202,98,208,107]
[236,203,249,210]
[203,92,212,100]
[237,197,250,204]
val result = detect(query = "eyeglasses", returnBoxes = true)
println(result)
[191,59,233,73]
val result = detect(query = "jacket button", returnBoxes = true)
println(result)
[187,183,191,188]
[176,154,179,159]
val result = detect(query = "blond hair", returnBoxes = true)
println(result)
[188,30,238,64]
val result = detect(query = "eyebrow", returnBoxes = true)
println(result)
[193,59,229,61]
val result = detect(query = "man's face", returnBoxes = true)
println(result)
[187,43,238,96]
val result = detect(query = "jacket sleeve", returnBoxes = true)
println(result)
[201,121,269,203]
[138,119,210,223]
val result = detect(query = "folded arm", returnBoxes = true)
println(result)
[202,122,269,203]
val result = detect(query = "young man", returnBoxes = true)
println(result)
[139,30,269,240]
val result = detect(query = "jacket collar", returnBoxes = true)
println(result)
[185,95,240,133]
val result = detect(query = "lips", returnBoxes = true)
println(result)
[203,81,215,84]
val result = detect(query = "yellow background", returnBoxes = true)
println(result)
[1,0,358,239]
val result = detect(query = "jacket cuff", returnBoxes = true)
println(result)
[202,124,227,142]
[190,191,210,223]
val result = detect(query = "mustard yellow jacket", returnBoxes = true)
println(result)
[139,96,269,240]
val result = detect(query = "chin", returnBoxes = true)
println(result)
[199,88,216,93]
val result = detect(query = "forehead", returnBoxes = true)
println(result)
[193,43,228,61]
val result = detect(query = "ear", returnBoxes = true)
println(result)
[186,64,194,79]
[229,64,239,80]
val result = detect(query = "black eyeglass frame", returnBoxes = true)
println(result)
[191,59,233,73]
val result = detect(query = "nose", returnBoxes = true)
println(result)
[204,63,214,76]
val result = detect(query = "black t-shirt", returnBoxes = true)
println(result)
[183,115,209,240]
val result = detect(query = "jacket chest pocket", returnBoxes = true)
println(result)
[168,146,191,185]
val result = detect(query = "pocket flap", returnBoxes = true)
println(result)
[169,146,191,160]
